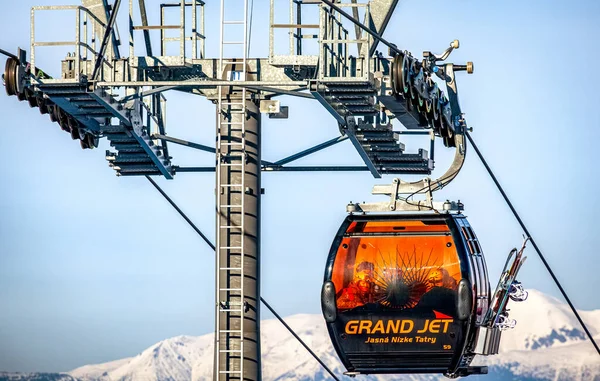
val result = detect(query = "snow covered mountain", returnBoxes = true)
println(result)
[493,290,600,352]
[65,289,600,381]
[3,290,599,381]
[0,374,77,381]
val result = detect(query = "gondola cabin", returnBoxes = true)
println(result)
[321,213,491,377]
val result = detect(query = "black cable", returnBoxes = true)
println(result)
[145,176,215,250]
[320,0,401,56]
[403,163,461,211]
[145,175,342,380]
[0,48,19,61]
[261,298,341,381]
[91,0,122,80]
[465,132,600,356]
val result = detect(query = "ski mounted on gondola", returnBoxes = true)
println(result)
[484,238,530,330]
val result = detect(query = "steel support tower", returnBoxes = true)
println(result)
[1,1,475,379]
[215,2,261,378]
[216,96,261,380]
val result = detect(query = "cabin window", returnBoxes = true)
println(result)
[333,220,462,312]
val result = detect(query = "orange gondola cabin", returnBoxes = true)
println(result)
[321,213,492,377]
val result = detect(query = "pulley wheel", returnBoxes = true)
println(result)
[49,107,58,122]
[50,105,61,123]
[25,89,38,108]
[3,58,18,96]
[424,78,435,115]
[405,92,414,111]
[68,118,80,140]
[439,96,453,133]
[438,102,449,138]
[86,133,98,149]
[441,113,452,137]
[408,61,419,102]
[80,133,96,150]
[71,127,81,141]
[432,102,443,137]
[392,53,404,95]
[444,127,457,148]
[417,99,429,127]
[37,97,48,114]
[80,132,97,149]
[58,109,71,132]
[80,137,90,150]
[439,107,456,148]
[401,53,412,95]
[431,88,441,122]
[416,93,425,114]
[443,136,452,148]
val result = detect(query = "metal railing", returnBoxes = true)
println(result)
[129,0,206,62]
[158,1,206,59]
[30,5,111,81]
[319,2,371,81]
[269,0,320,66]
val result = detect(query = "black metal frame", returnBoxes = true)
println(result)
[155,133,363,173]
[321,213,484,376]
[92,0,122,80]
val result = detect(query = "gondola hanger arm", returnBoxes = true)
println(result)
[347,178,464,214]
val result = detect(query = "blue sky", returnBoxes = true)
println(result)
[1,0,599,373]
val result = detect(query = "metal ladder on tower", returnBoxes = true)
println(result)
[216,0,249,379]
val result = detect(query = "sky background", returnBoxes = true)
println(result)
[1,0,599,373]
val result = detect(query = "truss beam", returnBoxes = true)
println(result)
[153,133,215,154]
[81,0,119,59]
[365,0,400,56]
[97,80,308,87]
[91,0,122,80]
[273,136,348,166]
[173,166,371,173]
[137,0,153,56]
[320,0,401,55]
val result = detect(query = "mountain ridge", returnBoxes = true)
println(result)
[68,289,600,381]
[3,290,599,381]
